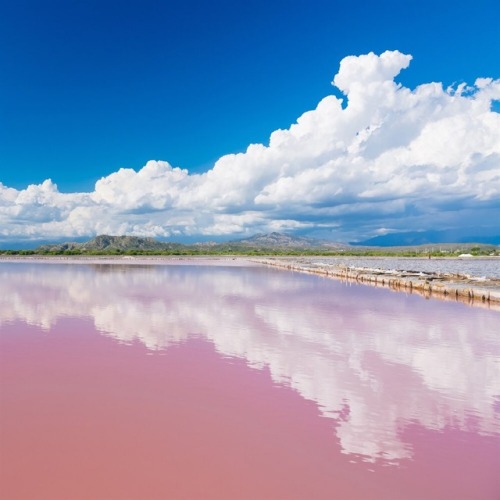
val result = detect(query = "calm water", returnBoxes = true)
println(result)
[1,262,499,499]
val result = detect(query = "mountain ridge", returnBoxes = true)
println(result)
[36,232,347,252]
[227,232,348,249]
[37,235,181,252]
[353,230,500,247]
[29,232,498,254]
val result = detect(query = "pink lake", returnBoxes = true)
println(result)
[1,261,499,499]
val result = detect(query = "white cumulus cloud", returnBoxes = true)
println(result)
[1,50,499,243]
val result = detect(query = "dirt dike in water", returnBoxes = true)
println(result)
[254,257,500,312]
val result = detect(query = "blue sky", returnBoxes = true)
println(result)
[0,0,499,245]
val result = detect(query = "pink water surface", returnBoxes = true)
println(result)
[1,262,499,499]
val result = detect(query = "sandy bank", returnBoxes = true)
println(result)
[254,257,500,312]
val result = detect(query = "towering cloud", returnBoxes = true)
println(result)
[1,50,499,243]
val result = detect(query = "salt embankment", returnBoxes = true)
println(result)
[254,257,500,312]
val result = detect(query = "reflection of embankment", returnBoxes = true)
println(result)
[1,262,499,463]
[254,258,500,311]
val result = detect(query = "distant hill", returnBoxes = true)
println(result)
[353,230,500,247]
[37,235,181,252]
[228,232,348,249]
[80,235,171,251]
[22,231,499,255]
[35,232,348,253]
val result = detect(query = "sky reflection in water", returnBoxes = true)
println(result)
[1,262,499,498]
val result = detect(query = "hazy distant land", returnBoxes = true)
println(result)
[0,233,498,257]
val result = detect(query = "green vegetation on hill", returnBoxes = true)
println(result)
[0,234,498,257]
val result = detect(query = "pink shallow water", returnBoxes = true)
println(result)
[1,262,500,499]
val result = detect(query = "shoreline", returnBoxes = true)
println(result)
[252,257,500,312]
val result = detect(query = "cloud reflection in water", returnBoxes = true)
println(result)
[1,261,499,463]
